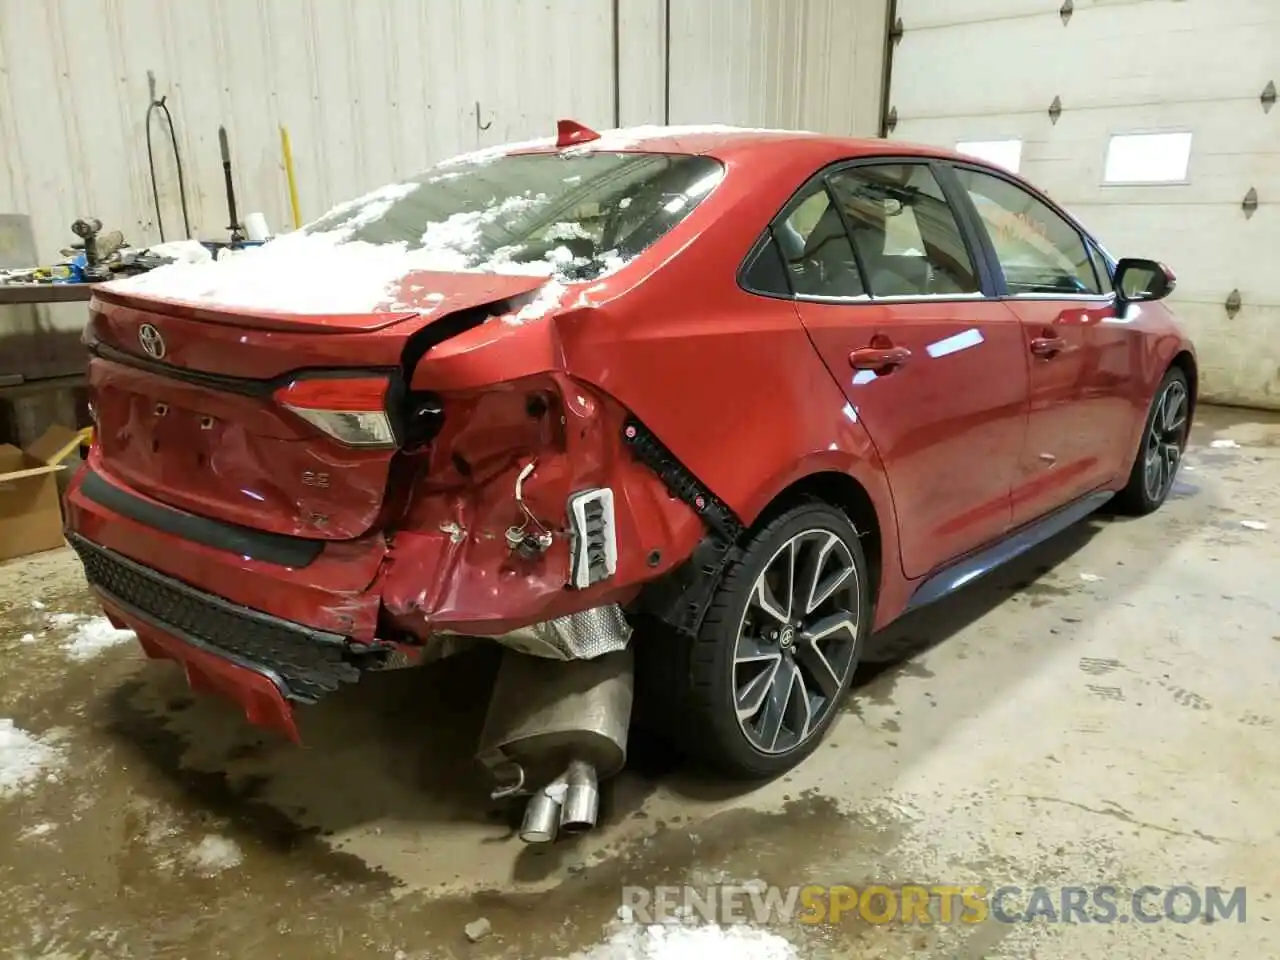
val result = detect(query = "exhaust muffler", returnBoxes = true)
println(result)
[477,642,633,844]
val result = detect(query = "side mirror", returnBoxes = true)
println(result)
[1115,258,1176,303]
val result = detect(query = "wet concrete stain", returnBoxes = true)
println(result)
[1078,657,1124,676]
[103,677,395,886]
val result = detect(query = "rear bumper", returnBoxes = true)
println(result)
[105,600,302,741]
[70,533,377,741]
[65,458,388,639]
[63,462,399,738]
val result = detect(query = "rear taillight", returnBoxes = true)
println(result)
[273,376,397,448]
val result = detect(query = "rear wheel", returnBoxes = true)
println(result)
[643,502,869,779]
[1113,368,1190,515]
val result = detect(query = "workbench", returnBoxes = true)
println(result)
[0,283,99,305]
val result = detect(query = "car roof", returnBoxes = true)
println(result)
[445,124,969,169]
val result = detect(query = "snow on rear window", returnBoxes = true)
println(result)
[303,151,724,281]
[109,151,724,315]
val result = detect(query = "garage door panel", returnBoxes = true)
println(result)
[890,18,1069,118]
[896,0,1051,29]
[1073,204,1278,305]
[1172,302,1280,407]
[898,115,1275,211]
[892,3,1278,120]
[893,0,1280,409]
[897,97,1277,153]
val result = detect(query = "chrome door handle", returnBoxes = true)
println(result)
[1030,336,1066,358]
[849,345,912,371]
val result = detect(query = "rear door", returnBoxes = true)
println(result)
[946,163,1136,526]
[775,160,1030,579]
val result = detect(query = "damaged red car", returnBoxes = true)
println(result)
[65,122,1195,841]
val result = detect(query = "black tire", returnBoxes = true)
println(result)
[638,501,870,780]
[1112,367,1190,516]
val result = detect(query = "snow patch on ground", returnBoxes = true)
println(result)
[569,923,799,959]
[186,835,244,875]
[63,617,136,662]
[0,720,65,799]
[39,613,135,661]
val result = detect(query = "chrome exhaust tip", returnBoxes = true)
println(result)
[558,760,599,834]
[519,789,563,844]
[518,760,599,843]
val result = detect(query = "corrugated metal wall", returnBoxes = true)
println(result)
[668,0,886,135]
[0,0,888,266]
[0,0,886,385]
[0,0,617,262]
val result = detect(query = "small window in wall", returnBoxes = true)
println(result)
[1103,132,1192,184]
[956,139,1023,174]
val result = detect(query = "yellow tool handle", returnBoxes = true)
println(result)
[280,126,302,230]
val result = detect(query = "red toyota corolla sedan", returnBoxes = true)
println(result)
[65,122,1194,786]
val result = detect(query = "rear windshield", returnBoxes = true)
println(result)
[302,152,725,281]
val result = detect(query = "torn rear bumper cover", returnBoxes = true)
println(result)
[67,533,376,739]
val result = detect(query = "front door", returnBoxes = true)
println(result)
[780,162,1030,580]
[949,165,1136,526]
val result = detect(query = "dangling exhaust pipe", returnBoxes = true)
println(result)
[477,632,633,845]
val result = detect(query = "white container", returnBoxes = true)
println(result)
[244,211,271,242]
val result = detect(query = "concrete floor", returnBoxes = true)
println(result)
[1,406,1278,959]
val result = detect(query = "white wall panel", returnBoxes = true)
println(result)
[0,0,615,265]
[668,0,886,135]
[890,0,1280,408]
[618,0,665,125]
[0,0,889,362]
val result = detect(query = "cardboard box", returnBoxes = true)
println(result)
[0,424,88,562]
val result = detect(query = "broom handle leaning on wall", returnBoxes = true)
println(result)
[280,126,302,230]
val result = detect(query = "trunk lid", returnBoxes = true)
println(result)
[85,273,546,541]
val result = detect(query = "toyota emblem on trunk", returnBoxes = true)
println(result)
[138,323,165,359]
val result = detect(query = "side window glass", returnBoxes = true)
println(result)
[774,184,867,298]
[954,168,1102,296]
[827,164,980,297]
[741,234,790,296]
[1088,243,1112,292]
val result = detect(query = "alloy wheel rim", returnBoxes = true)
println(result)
[732,529,861,755]
[1143,379,1188,503]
